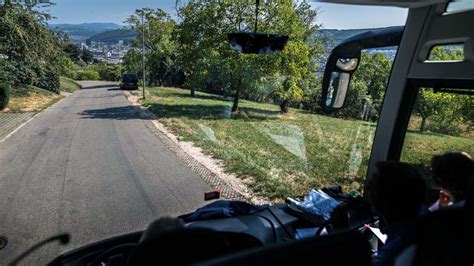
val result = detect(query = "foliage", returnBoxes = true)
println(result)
[170,1,323,112]
[92,63,121,81]
[119,1,471,137]
[57,55,78,79]
[122,48,142,76]
[76,70,100,81]
[337,52,391,120]
[0,83,11,109]
[35,66,60,93]
[0,2,71,93]
[126,8,180,87]
[413,47,467,135]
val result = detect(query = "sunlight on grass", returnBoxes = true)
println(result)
[9,86,63,113]
[144,87,474,201]
[60,76,81,93]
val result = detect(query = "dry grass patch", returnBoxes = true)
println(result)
[9,86,63,113]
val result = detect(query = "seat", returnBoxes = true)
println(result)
[414,180,474,266]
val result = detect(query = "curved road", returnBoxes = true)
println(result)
[0,81,210,264]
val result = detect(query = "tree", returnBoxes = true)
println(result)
[176,1,249,97]
[413,46,465,134]
[125,8,178,87]
[175,1,323,112]
[81,48,94,64]
[122,48,142,75]
[414,89,450,132]
[343,52,392,120]
[0,1,69,92]
[254,1,321,113]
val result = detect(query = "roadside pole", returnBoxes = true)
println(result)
[138,9,146,100]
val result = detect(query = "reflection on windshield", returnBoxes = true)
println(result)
[261,124,308,162]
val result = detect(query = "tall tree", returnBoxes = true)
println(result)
[125,8,178,87]
[175,1,323,112]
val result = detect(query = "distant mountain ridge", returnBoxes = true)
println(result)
[87,29,137,44]
[48,22,123,42]
[50,22,401,48]
[317,26,403,46]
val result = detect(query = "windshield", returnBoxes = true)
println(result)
[0,0,413,263]
[401,88,474,201]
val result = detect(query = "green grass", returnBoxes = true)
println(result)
[60,76,81,93]
[143,87,474,201]
[9,86,63,113]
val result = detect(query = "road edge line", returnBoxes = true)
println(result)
[0,114,38,143]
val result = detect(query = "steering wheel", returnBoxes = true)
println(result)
[89,243,138,266]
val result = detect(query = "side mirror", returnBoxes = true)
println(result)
[321,26,404,110]
[323,58,360,109]
[228,33,288,54]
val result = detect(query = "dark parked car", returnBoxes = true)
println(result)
[120,73,139,90]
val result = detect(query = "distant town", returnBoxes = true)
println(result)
[79,41,132,64]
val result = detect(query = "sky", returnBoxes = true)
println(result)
[45,0,408,29]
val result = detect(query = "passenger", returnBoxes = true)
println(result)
[429,152,474,210]
[366,161,426,266]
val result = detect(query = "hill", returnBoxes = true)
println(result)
[86,29,137,44]
[317,26,403,46]
[49,23,122,42]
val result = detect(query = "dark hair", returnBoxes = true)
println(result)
[366,161,426,224]
[431,152,474,202]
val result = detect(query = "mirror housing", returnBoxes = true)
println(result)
[321,26,404,110]
[228,33,289,54]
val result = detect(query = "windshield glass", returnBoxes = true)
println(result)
[0,0,408,263]
[401,88,474,201]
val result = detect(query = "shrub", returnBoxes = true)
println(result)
[0,83,11,110]
[35,68,60,93]
[58,55,78,79]
[76,70,100,80]
[427,115,462,136]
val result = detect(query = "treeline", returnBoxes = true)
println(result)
[123,1,472,136]
[123,1,324,113]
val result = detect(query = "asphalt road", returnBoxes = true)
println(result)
[0,81,211,264]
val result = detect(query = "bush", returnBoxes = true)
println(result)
[58,55,78,79]
[427,115,462,136]
[35,68,60,93]
[96,64,121,81]
[0,83,11,110]
[76,70,100,80]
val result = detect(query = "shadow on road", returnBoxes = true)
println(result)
[79,106,151,120]
[81,84,119,90]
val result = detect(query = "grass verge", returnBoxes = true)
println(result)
[143,87,474,201]
[9,86,63,113]
[60,76,81,93]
